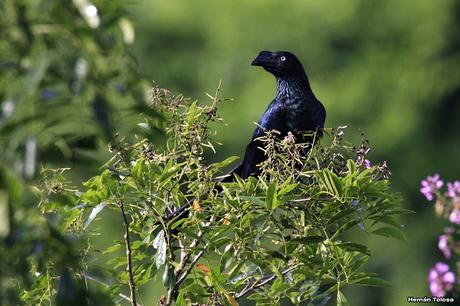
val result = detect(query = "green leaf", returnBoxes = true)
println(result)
[131,158,145,181]
[212,156,240,172]
[131,240,143,250]
[271,278,291,293]
[152,230,167,268]
[240,195,265,207]
[353,276,391,287]
[185,100,200,123]
[349,256,369,272]
[103,244,122,254]
[176,292,186,306]
[169,217,188,230]
[330,220,361,240]
[337,290,349,306]
[220,251,235,273]
[162,264,176,289]
[337,242,371,256]
[104,166,130,178]
[371,226,406,241]
[346,159,356,175]
[370,215,403,229]
[317,169,343,199]
[84,203,105,230]
[383,207,414,215]
[328,207,356,224]
[158,161,185,184]
[278,180,298,196]
[265,182,278,212]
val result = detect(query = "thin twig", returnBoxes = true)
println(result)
[166,215,215,304]
[119,200,137,306]
[176,239,190,275]
[83,273,141,306]
[235,264,301,299]
[175,215,215,278]
[176,243,209,287]
[166,242,208,305]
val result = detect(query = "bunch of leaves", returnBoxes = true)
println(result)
[0,0,159,174]
[0,165,116,305]
[0,1,157,305]
[36,85,407,306]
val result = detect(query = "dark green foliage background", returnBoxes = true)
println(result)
[1,0,460,305]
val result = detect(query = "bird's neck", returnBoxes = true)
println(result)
[275,75,316,102]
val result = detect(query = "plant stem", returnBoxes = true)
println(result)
[235,264,300,299]
[119,200,137,306]
[84,273,139,305]
[166,215,215,304]
[176,243,208,286]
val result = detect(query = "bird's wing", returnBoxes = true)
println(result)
[221,101,286,181]
[169,102,285,219]
[313,100,326,136]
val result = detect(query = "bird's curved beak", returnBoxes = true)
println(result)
[251,51,275,67]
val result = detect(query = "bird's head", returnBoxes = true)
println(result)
[251,51,305,78]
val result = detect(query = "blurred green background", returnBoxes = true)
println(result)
[2,0,460,305]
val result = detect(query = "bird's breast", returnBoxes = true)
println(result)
[284,97,317,132]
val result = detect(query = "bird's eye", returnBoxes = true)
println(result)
[280,56,286,62]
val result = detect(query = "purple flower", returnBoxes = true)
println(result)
[449,209,460,224]
[447,181,460,199]
[356,156,371,169]
[438,234,451,259]
[420,174,443,201]
[363,159,371,169]
[428,262,456,297]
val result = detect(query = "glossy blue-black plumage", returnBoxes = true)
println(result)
[224,51,326,180]
[165,51,326,221]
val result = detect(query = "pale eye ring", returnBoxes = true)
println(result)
[280,56,286,62]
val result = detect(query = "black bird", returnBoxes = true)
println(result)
[166,51,326,220]
[222,50,326,181]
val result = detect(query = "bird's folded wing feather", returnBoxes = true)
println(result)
[224,101,286,180]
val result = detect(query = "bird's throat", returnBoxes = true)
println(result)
[275,76,315,103]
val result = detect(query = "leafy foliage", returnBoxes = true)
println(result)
[0,0,158,172]
[33,85,406,305]
[0,1,158,305]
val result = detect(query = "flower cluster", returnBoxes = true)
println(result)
[447,181,460,200]
[355,155,371,169]
[354,137,372,170]
[449,208,460,225]
[420,174,443,201]
[422,174,459,297]
[428,262,456,297]
[439,234,451,259]
[438,228,454,259]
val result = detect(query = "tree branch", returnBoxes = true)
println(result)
[119,200,137,306]
[176,243,208,287]
[235,264,301,299]
[166,215,215,305]
[83,273,141,306]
